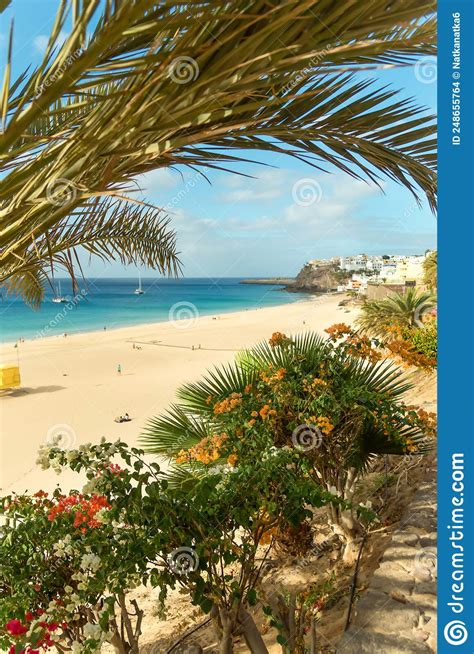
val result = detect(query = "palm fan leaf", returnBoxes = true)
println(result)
[357,288,436,336]
[176,362,256,414]
[239,332,330,372]
[142,405,212,456]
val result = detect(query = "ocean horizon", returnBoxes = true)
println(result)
[0,277,308,344]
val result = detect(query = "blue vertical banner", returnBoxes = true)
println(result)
[438,0,474,652]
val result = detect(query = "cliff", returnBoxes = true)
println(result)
[286,262,340,293]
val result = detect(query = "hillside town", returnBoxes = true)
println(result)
[305,252,434,295]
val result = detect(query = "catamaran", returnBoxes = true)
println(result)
[134,272,144,295]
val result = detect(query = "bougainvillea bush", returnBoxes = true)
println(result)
[1,439,336,654]
[0,440,175,654]
[143,331,436,561]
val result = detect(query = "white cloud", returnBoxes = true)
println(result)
[165,172,434,277]
[222,168,289,202]
[33,30,68,54]
[138,168,179,193]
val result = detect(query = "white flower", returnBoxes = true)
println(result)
[36,446,52,470]
[83,623,102,641]
[80,553,101,572]
[94,508,109,524]
[82,478,98,494]
[64,585,73,594]
[71,641,83,654]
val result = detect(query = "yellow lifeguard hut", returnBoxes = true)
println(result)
[0,364,21,390]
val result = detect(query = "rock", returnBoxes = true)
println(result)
[336,477,437,654]
[286,262,340,293]
[370,562,416,595]
[412,593,437,610]
[389,590,409,604]
[413,629,430,642]
[414,582,437,596]
[419,533,437,548]
[391,532,420,547]
[353,591,420,635]
[413,568,433,583]
[337,629,432,653]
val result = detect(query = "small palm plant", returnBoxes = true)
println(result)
[142,332,435,561]
[357,288,436,338]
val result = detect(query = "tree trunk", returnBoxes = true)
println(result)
[326,468,364,564]
[217,607,235,654]
[219,630,234,654]
[238,607,269,654]
[108,632,129,654]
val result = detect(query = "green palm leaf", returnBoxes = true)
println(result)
[357,288,436,336]
[1,0,437,302]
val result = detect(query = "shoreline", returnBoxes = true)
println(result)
[1,293,357,495]
[0,291,318,348]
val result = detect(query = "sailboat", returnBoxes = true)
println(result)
[52,280,66,303]
[134,272,144,295]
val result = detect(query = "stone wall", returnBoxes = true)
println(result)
[337,468,437,654]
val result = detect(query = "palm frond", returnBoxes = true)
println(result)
[422,250,437,289]
[1,0,437,300]
[1,266,48,308]
[141,405,211,456]
[357,288,437,336]
[239,332,329,372]
[177,363,255,414]
[0,198,180,305]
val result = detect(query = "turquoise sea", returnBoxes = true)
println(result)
[0,278,306,343]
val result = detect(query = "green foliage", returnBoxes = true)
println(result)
[1,441,173,654]
[423,251,437,289]
[409,322,437,359]
[2,438,331,654]
[143,331,434,546]
[357,289,436,337]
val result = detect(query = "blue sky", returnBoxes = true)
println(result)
[1,1,437,278]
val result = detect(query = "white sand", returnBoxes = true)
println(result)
[0,294,358,494]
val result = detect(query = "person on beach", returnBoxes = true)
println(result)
[117,364,121,375]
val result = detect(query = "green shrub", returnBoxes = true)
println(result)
[409,322,437,359]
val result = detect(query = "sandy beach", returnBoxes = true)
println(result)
[0,294,358,495]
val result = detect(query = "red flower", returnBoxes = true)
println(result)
[24,613,34,622]
[6,620,28,636]
[47,493,110,530]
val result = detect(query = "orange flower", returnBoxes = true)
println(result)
[315,416,334,435]
[259,404,271,420]
[227,453,238,467]
[213,393,242,414]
